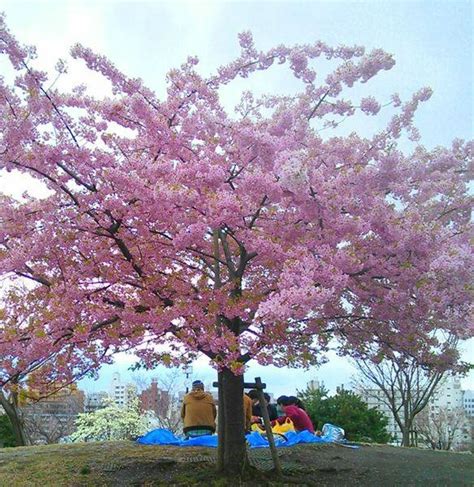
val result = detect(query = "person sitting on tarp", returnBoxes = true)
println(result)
[247,390,278,422]
[287,395,307,411]
[272,395,315,433]
[244,392,253,433]
[181,380,217,439]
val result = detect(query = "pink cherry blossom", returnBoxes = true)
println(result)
[0,14,471,390]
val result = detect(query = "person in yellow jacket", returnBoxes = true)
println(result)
[181,380,217,438]
[243,392,253,433]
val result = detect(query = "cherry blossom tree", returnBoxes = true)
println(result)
[0,14,472,471]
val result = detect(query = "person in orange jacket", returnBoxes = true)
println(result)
[243,392,253,432]
[181,380,216,438]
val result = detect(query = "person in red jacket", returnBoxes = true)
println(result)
[272,395,315,433]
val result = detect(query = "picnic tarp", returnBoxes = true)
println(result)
[136,428,351,449]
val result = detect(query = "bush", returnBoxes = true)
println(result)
[0,414,16,448]
[70,398,154,442]
[298,386,391,443]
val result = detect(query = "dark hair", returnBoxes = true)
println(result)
[276,395,291,406]
[288,396,306,411]
[247,389,259,400]
[263,393,271,403]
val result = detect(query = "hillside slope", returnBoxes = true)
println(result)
[0,440,472,486]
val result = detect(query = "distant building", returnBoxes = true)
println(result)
[463,390,474,417]
[84,391,110,413]
[427,377,471,450]
[360,387,403,444]
[430,375,463,411]
[307,379,321,391]
[139,378,170,417]
[110,372,137,407]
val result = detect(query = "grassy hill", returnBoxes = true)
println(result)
[0,440,472,486]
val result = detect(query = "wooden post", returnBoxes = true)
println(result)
[254,377,282,477]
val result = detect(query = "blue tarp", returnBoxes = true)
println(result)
[137,428,181,446]
[245,430,328,448]
[136,428,354,449]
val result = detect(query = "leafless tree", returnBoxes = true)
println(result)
[131,372,151,393]
[156,371,183,433]
[23,410,76,444]
[353,354,445,447]
[22,390,84,444]
[415,406,470,451]
[133,369,184,433]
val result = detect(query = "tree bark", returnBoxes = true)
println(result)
[217,370,225,471]
[401,426,410,447]
[0,391,28,446]
[217,368,247,474]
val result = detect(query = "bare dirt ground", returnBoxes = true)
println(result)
[0,440,472,486]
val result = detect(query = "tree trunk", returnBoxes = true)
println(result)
[0,391,28,446]
[217,368,247,474]
[401,425,410,447]
[217,370,225,471]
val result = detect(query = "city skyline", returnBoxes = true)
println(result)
[78,349,474,398]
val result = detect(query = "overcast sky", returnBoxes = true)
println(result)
[1,0,472,395]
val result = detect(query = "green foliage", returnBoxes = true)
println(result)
[0,414,16,448]
[298,386,391,443]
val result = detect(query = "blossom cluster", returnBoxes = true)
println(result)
[0,14,472,387]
